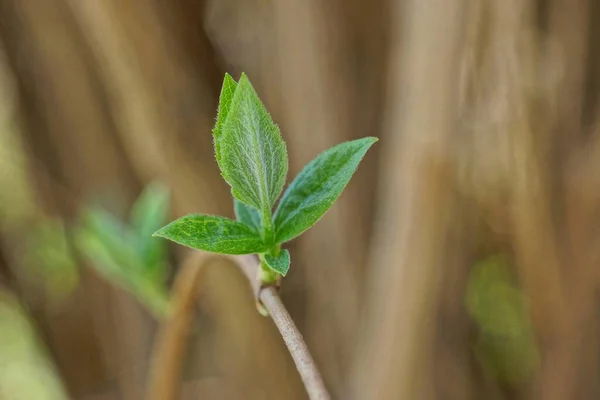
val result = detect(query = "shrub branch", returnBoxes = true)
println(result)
[147,252,330,400]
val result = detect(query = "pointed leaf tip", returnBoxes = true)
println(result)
[213,73,239,144]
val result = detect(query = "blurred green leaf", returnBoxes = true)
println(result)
[74,227,130,286]
[130,182,170,279]
[24,218,79,301]
[75,186,173,319]
[75,226,170,318]
[466,253,539,386]
[130,182,170,239]
[474,331,539,386]
[81,207,138,273]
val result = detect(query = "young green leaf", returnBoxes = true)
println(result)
[264,249,291,276]
[130,182,170,238]
[75,226,134,286]
[213,73,238,159]
[75,227,170,318]
[130,182,170,276]
[153,214,267,254]
[81,207,139,271]
[234,198,261,232]
[466,254,539,384]
[215,73,288,217]
[24,218,79,301]
[273,137,377,244]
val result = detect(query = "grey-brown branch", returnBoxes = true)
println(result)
[147,253,330,400]
[236,254,331,400]
[259,286,331,400]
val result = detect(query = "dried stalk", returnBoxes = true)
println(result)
[146,251,213,400]
[351,0,466,398]
[147,252,329,400]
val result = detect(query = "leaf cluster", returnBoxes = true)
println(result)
[154,73,377,278]
[75,183,171,317]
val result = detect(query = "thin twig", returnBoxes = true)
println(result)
[259,286,331,400]
[147,252,329,400]
[147,251,212,400]
[234,255,331,399]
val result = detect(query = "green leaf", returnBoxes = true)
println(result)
[153,214,267,255]
[213,73,238,159]
[130,182,170,276]
[215,73,288,216]
[130,182,170,238]
[234,198,261,232]
[466,254,539,385]
[81,207,138,271]
[76,204,171,318]
[24,218,79,301]
[75,228,170,318]
[273,137,377,243]
[75,227,132,287]
[77,208,143,286]
[264,249,291,276]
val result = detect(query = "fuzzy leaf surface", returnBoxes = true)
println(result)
[153,214,266,255]
[273,137,377,243]
[216,73,288,215]
[213,73,238,159]
[264,249,291,276]
[234,198,261,232]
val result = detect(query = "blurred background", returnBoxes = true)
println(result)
[0,0,598,399]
